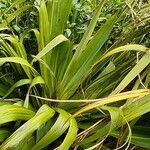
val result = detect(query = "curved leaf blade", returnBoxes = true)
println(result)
[0,104,55,150]
[0,105,35,125]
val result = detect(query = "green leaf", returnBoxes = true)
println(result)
[0,104,55,150]
[0,57,38,76]
[20,29,40,50]
[112,50,150,94]
[123,95,150,122]
[131,126,150,148]
[59,115,78,150]
[111,126,150,149]
[31,55,55,77]
[0,129,10,143]
[22,136,35,150]
[96,61,116,79]
[73,89,150,117]
[3,79,31,99]
[74,0,107,57]
[24,76,45,108]
[0,105,35,125]
[32,108,77,150]
[58,14,118,99]
[0,6,31,29]
[31,34,68,64]
[94,44,148,65]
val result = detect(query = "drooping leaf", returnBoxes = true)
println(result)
[32,108,70,150]
[3,79,31,99]
[31,35,68,64]
[73,89,150,117]
[0,57,39,76]
[0,105,35,125]
[24,76,45,108]
[0,105,55,150]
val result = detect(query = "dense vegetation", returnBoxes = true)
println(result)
[0,0,150,149]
